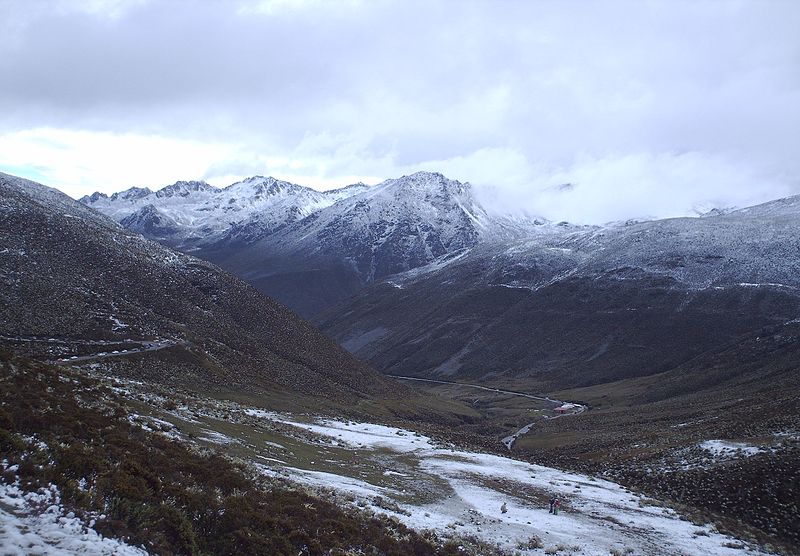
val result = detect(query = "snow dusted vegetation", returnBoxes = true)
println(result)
[98,378,775,556]
[0,465,146,555]
[252,416,771,556]
[699,440,765,459]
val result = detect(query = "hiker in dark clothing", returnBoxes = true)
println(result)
[548,496,555,514]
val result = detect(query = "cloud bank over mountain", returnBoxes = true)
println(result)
[1,0,798,222]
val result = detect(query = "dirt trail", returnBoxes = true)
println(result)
[390,375,586,449]
[1,334,182,365]
[54,340,178,364]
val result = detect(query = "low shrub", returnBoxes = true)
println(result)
[0,357,460,555]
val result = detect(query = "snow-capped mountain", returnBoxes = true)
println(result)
[260,171,491,279]
[84,170,534,316]
[317,191,800,386]
[201,171,512,315]
[80,176,369,248]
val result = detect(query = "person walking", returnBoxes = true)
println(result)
[554,498,561,515]
[548,496,555,514]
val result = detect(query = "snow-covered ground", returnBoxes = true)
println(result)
[660,439,773,472]
[77,374,779,555]
[0,465,147,556]
[248,415,772,556]
[699,439,765,459]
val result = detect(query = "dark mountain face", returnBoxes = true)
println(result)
[120,204,182,239]
[316,201,800,390]
[0,172,401,402]
[198,172,494,316]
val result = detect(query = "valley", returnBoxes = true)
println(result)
[389,376,587,449]
[1,170,798,554]
[4,0,799,552]
[2,353,777,556]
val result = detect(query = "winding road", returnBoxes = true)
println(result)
[390,375,586,449]
[0,335,180,365]
[53,340,179,364]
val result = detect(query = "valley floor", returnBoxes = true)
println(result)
[109,374,774,556]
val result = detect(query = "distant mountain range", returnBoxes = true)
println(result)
[81,171,800,391]
[81,171,564,315]
[81,176,370,250]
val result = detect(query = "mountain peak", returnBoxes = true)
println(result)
[395,171,449,185]
[331,181,367,191]
[111,186,152,201]
[407,170,445,179]
[380,172,471,199]
[155,180,213,198]
[236,175,275,187]
[80,191,108,204]
[223,175,304,195]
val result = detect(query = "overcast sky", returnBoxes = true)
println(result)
[1,0,799,223]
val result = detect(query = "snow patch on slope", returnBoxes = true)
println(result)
[700,440,765,459]
[0,472,147,555]
[247,414,772,556]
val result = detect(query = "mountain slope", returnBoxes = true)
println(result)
[0,354,466,556]
[316,196,800,389]
[0,171,398,403]
[200,172,503,316]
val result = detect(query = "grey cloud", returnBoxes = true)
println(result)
[1,0,799,221]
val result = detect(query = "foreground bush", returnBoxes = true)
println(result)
[0,356,463,555]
